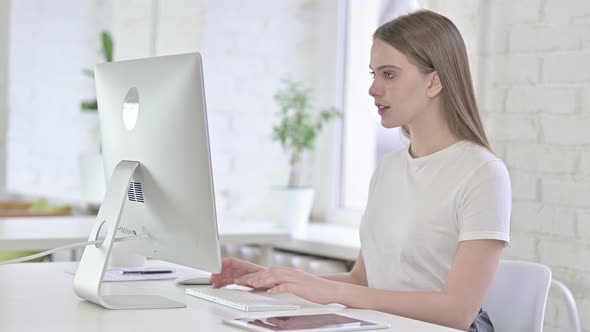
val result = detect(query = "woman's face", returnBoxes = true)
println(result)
[369,38,434,129]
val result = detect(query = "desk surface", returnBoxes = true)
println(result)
[0,262,460,332]
[0,216,291,251]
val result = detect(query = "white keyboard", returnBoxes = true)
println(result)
[186,287,300,312]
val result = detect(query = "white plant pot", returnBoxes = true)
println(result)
[266,187,314,235]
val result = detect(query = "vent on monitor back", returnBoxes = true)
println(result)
[127,181,145,203]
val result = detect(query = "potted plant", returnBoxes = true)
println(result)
[81,31,113,114]
[79,31,113,210]
[269,78,341,233]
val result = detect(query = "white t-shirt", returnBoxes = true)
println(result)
[359,140,511,292]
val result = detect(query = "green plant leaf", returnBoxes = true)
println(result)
[272,78,341,169]
[80,31,113,113]
[101,31,113,62]
[81,99,98,111]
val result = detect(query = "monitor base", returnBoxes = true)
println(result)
[100,295,186,310]
[73,160,185,310]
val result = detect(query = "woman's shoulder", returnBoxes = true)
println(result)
[459,141,505,168]
[459,141,510,183]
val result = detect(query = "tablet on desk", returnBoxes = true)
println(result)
[222,313,390,332]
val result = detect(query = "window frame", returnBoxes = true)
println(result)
[310,0,380,226]
[310,0,416,226]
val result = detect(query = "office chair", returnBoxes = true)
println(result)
[550,279,582,332]
[483,260,552,332]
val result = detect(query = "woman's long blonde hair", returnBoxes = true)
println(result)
[374,10,491,151]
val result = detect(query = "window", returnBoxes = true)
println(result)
[313,0,418,225]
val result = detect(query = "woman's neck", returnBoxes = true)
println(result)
[407,104,459,158]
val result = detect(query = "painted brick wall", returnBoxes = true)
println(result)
[423,0,590,330]
[112,0,340,221]
[0,0,9,197]
[4,0,339,213]
[5,0,112,201]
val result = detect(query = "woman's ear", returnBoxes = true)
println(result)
[426,72,442,97]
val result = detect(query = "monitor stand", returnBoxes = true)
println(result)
[73,160,185,309]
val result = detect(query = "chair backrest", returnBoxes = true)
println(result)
[483,260,552,332]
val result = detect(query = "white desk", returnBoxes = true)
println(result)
[0,262,461,332]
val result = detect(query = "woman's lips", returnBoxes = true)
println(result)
[378,107,390,115]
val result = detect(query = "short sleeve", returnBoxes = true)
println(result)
[457,160,512,246]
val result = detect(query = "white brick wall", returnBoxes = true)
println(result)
[505,87,577,114]
[430,0,590,330]
[111,0,339,219]
[542,115,590,145]
[4,0,338,214]
[485,113,539,142]
[504,144,579,174]
[483,55,541,85]
[201,0,338,219]
[509,25,590,53]
[544,53,590,83]
[0,0,9,196]
[502,231,538,261]
[511,202,577,237]
[543,178,590,207]
[6,0,112,201]
[508,169,539,201]
[492,0,543,24]
[478,87,506,114]
[581,152,590,177]
[544,0,590,24]
[539,239,590,271]
[578,210,590,240]
[581,300,590,330]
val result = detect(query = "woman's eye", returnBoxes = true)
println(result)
[369,71,375,79]
[384,72,395,79]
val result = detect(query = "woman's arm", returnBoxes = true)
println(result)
[321,251,368,286]
[335,239,504,331]
[234,240,503,331]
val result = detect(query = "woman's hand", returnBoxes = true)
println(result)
[235,266,343,305]
[209,257,265,288]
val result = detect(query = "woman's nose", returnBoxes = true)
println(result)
[368,80,382,97]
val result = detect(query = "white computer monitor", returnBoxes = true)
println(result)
[73,53,222,309]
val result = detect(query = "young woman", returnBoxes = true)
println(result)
[210,10,511,332]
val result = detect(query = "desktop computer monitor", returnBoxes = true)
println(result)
[73,53,222,309]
